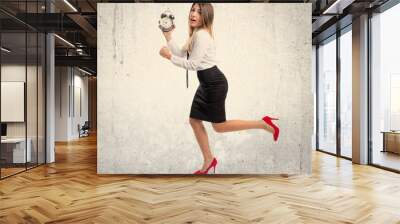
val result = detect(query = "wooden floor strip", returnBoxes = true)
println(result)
[0,134,400,223]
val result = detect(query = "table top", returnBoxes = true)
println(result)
[1,138,31,143]
[381,131,400,134]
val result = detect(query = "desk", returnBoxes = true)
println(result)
[1,138,31,163]
[382,131,400,154]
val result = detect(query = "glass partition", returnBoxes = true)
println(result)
[27,31,38,169]
[38,32,45,165]
[1,31,28,177]
[0,1,46,179]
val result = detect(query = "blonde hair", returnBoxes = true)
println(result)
[183,3,214,53]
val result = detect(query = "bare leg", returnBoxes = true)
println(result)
[189,118,215,171]
[212,120,275,134]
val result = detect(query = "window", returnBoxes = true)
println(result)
[371,3,400,171]
[317,36,337,154]
[340,28,352,158]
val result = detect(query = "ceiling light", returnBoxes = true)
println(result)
[63,0,78,12]
[54,34,75,48]
[322,0,354,15]
[1,47,11,53]
[78,67,93,76]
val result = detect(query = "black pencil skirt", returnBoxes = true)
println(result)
[190,66,228,123]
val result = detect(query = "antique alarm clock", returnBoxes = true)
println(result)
[158,9,175,32]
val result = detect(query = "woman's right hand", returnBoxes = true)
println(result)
[162,27,175,42]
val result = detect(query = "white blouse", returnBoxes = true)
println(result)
[167,29,217,71]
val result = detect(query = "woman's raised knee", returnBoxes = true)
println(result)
[212,123,224,133]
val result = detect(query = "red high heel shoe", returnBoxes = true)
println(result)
[193,158,218,174]
[262,116,280,141]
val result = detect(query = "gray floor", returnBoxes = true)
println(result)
[373,150,400,171]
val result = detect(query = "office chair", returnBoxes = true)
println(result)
[79,121,90,138]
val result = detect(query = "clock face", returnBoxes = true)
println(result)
[159,16,174,32]
[160,17,172,29]
[159,10,175,32]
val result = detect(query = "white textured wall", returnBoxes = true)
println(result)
[71,72,89,139]
[55,67,69,141]
[55,67,89,141]
[98,3,312,174]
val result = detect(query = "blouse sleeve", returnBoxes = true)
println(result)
[167,38,186,58]
[170,31,211,71]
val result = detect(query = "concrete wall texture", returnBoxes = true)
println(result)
[97,3,313,174]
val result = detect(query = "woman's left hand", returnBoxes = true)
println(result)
[159,46,172,60]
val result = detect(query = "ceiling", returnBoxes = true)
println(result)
[0,0,393,75]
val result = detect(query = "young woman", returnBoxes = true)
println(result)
[159,3,280,174]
